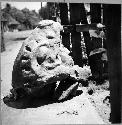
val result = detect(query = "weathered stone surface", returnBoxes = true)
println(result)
[9,20,91,101]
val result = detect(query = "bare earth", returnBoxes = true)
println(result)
[1,31,110,124]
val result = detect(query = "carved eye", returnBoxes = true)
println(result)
[37,56,46,65]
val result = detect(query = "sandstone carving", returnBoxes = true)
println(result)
[6,20,91,101]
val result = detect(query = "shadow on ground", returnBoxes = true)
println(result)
[3,90,83,109]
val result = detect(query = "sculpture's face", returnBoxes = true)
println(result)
[12,20,74,90]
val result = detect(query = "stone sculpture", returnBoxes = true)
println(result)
[5,20,91,102]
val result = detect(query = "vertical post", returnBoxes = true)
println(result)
[70,3,83,67]
[1,21,5,52]
[41,2,42,8]
[90,3,102,50]
[80,4,98,79]
[90,3,104,82]
[80,4,91,57]
[59,3,70,51]
[90,3,101,23]
[103,4,121,123]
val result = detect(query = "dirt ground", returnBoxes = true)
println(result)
[1,30,111,124]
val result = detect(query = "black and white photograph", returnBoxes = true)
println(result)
[1,1,121,124]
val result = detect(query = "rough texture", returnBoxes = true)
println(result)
[9,20,91,100]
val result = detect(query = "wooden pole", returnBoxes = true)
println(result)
[70,3,83,67]
[1,21,5,52]
[90,3,102,51]
[103,4,121,123]
[59,3,70,51]
[90,3,105,82]
[80,4,91,56]
[90,3,102,50]
[90,3,101,23]
[41,2,42,8]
